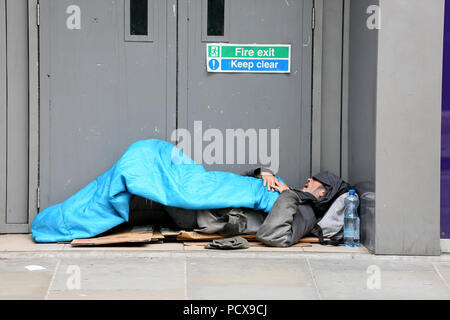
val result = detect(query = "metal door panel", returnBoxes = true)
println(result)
[5,0,29,224]
[0,0,30,232]
[40,0,176,208]
[178,0,313,188]
[0,0,6,231]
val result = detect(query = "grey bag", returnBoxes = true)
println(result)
[311,192,350,245]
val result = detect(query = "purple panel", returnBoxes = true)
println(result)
[442,0,450,239]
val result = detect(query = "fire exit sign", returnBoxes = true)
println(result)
[207,44,291,73]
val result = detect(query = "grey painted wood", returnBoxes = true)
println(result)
[166,0,177,139]
[176,0,189,143]
[39,0,51,212]
[312,0,346,177]
[311,0,323,175]
[27,0,39,231]
[319,0,343,176]
[0,0,32,233]
[340,0,350,181]
[178,0,313,188]
[40,0,174,208]
[5,0,29,225]
[300,0,313,179]
[0,0,7,231]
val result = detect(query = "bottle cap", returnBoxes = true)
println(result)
[349,190,356,195]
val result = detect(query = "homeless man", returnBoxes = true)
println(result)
[255,169,350,247]
[165,167,350,248]
[31,138,349,245]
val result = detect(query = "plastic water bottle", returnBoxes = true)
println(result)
[344,190,360,248]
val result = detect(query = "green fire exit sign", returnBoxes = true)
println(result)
[207,44,291,73]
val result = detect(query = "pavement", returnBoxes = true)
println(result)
[0,234,449,300]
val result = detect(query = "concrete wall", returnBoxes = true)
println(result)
[442,0,450,240]
[346,0,444,255]
[346,0,378,252]
[347,0,378,186]
[375,0,444,255]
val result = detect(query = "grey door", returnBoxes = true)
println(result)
[178,0,313,188]
[0,0,31,233]
[39,0,313,212]
[40,0,177,208]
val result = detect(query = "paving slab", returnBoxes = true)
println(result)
[309,258,450,300]
[47,289,186,300]
[0,234,64,252]
[1,234,449,300]
[63,242,185,251]
[48,257,186,294]
[0,234,371,255]
[303,243,369,254]
[0,258,58,299]
[183,244,308,253]
[186,257,318,300]
[433,262,450,288]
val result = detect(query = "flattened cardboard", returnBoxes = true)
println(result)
[70,225,327,247]
[176,232,325,243]
[299,236,328,244]
[177,231,257,241]
[71,225,154,247]
[160,228,182,237]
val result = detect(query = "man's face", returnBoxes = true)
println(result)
[302,178,326,200]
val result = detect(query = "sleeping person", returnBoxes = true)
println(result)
[173,167,350,248]
[31,139,349,246]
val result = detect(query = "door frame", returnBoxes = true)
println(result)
[0,0,6,233]
[0,0,39,233]
[311,0,348,178]
[28,0,39,232]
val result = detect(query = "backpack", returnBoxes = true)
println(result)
[311,192,351,246]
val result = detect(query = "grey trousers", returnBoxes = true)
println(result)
[256,190,318,247]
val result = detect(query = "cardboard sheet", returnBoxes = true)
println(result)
[177,232,326,243]
[70,226,327,247]
[177,232,257,241]
[71,225,154,246]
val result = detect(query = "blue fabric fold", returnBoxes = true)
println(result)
[32,139,281,243]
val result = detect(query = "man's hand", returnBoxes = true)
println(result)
[274,180,291,193]
[260,172,279,192]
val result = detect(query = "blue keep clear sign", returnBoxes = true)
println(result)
[207,44,291,73]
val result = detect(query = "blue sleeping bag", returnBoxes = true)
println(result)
[32,139,281,242]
